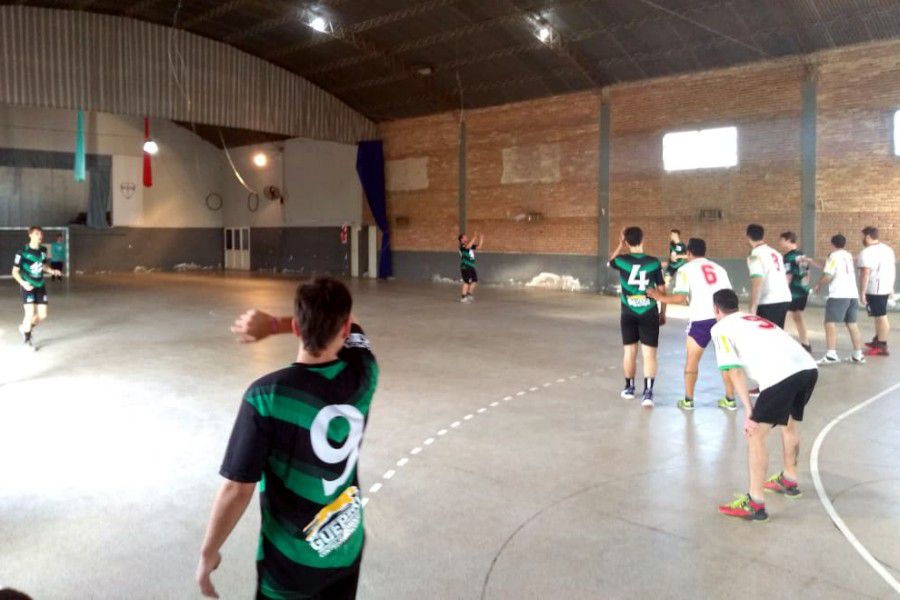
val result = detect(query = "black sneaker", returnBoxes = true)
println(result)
[620,385,636,400]
[640,389,654,408]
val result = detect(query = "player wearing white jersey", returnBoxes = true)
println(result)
[858,226,895,357]
[812,234,865,365]
[710,289,818,521]
[648,238,736,411]
[746,224,792,328]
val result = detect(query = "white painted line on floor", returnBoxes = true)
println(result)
[361,497,369,507]
[503,396,513,401]
[369,482,382,494]
[516,391,526,396]
[463,414,474,420]
[543,382,552,387]
[810,381,900,594]
[607,365,616,370]
[490,401,500,407]
[410,447,422,455]
[556,378,566,383]
[396,457,409,467]
[383,470,396,480]
[582,371,591,376]
[477,407,487,413]
[437,429,448,436]
[424,437,435,445]
[450,421,461,428]
[569,375,578,380]
[529,386,539,392]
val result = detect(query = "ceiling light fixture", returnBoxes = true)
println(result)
[529,15,558,46]
[142,139,159,155]
[252,152,268,168]
[309,15,328,32]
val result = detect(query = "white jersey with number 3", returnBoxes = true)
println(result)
[747,243,792,305]
[673,258,732,322]
[712,312,817,391]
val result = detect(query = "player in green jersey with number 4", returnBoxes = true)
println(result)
[608,227,667,408]
[198,277,377,600]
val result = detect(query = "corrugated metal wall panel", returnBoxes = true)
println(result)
[0,6,376,143]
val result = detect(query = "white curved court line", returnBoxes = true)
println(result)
[810,381,900,594]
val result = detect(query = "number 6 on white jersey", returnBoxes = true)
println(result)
[310,404,365,496]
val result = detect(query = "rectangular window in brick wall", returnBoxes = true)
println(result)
[663,126,738,172]
[894,110,900,156]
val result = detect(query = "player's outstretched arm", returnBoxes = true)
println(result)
[231,309,293,343]
[42,263,62,278]
[196,480,256,598]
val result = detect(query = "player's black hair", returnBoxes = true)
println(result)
[831,234,847,249]
[862,226,879,239]
[458,233,465,243]
[780,231,797,244]
[623,226,643,247]
[670,229,681,236]
[713,289,740,314]
[294,277,352,358]
[686,238,706,257]
[27,226,42,235]
[746,224,764,242]
[0,589,35,600]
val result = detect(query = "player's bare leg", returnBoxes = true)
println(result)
[875,315,890,344]
[747,422,773,501]
[621,343,638,399]
[683,337,703,399]
[790,310,810,347]
[780,417,800,482]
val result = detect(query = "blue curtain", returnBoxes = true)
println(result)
[355,140,392,278]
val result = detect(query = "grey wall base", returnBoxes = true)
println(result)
[392,252,763,296]
[250,227,350,277]
[393,251,603,291]
[70,227,223,272]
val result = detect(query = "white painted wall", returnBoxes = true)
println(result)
[223,138,363,229]
[283,138,362,227]
[221,143,285,228]
[0,104,226,228]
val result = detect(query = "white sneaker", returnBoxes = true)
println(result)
[817,354,840,365]
[849,354,866,364]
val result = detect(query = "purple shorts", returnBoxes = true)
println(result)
[687,318,716,348]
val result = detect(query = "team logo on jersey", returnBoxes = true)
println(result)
[626,294,651,308]
[28,262,43,277]
[302,486,362,558]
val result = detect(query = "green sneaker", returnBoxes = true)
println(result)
[718,397,738,411]
[676,398,695,411]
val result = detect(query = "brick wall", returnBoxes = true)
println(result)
[816,40,900,257]
[378,39,900,274]
[611,60,804,261]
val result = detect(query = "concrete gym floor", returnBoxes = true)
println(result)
[0,273,898,599]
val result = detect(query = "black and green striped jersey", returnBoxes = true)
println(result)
[459,244,477,269]
[13,245,47,288]
[220,324,378,599]
[669,241,687,271]
[609,254,664,315]
[783,249,810,299]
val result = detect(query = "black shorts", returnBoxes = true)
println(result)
[621,308,660,347]
[866,294,889,318]
[257,564,360,600]
[665,264,682,277]
[752,369,817,426]
[756,302,790,329]
[22,286,48,305]
[461,267,478,284]
[788,294,808,312]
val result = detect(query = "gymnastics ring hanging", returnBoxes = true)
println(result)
[247,192,260,212]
